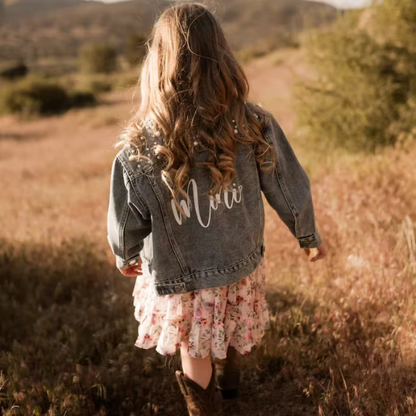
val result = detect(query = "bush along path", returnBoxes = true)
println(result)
[296,0,416,153]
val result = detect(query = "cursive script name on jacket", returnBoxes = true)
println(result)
[171,179,243,228]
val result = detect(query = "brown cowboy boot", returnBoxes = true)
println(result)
[213,345,241,400]
[175,362,221,416]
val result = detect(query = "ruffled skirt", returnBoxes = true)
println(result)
[132,258,270,359]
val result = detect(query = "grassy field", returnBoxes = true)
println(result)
[0,48,416,415]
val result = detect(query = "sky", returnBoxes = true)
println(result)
[89,0,373,9]
[305,0,373,8]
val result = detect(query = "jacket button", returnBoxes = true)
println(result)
[174,285,182,293]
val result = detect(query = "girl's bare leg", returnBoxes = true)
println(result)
[180,338,212,390]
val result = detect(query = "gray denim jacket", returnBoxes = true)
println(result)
[107,105,321,296]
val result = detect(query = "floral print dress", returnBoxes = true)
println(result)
[132,258,270,359]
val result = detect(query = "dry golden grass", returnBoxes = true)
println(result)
[0,89,134,247]
[0,50,415,415]
[260,138,416,414]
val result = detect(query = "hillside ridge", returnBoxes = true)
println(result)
[0,0,336,62]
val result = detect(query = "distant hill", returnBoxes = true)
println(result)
[0,0,83,23]
[6,0,83,16]
[0,0,337,63]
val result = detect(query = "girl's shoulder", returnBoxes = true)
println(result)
[115,121,165,179]
[245,102,273,125]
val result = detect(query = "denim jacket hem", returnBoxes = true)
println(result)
[151,243,265,296]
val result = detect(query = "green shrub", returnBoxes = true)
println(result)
[87,79,113,94]
[69,90,97,108]
[295,0,416,152]
[79,43,118,74]
[0,78,97,117]
[125,33,147,68]
[1,79,71,117]
[0,61,28,80]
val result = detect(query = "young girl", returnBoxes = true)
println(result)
[107,3,326,415]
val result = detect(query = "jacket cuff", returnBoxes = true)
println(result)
[116,255,141,271]
[298,231,322,249]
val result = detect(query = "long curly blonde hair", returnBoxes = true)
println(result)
[119,2,275,202]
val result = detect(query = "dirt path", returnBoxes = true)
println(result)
[245,48,307,131]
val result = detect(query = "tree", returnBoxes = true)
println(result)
[79,43,118,74]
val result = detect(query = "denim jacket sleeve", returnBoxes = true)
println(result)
[107,154,152,270]
[259,113,322,249]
